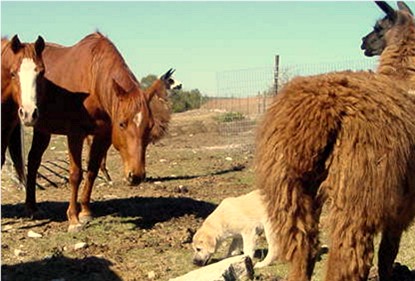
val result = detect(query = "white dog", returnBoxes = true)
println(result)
[192,189,277,268]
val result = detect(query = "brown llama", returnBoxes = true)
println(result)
[255,2,415,281]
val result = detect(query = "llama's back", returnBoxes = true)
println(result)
[256,70,415,261]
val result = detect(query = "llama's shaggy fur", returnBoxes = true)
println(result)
[376,9,415,88]
[256,5,415,281]
[149,95,171,143]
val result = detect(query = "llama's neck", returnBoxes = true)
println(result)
[145,80,167,101]
[377,26,415,90]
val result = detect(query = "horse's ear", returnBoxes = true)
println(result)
[397,1,413,15]
[11,34,22,54]
[376,1,397,20]
[112,71,137,96]
[35,36,45,57]
[113,78,128,96]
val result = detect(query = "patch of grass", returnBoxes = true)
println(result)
[215,112,246,123]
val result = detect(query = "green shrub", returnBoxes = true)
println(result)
[170,89,208,113]
[215,112,245,123]
[140,74,208,113]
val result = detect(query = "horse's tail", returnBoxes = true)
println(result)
[9,123,27,188]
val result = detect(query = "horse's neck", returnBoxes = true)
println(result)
[377,34,415,89]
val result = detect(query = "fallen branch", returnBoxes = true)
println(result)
[169,255,254,281]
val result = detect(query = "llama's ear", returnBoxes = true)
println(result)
[376,1,397,20]
[397,1,413,15]
[34,36,45,57]
[161,68,175,81]
[10,34,22,54]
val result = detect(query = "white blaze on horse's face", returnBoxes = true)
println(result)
[18,58,39,126]
[133,111,143,127]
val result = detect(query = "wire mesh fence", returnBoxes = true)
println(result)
[207,58,378,146]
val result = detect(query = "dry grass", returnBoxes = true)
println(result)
[1,109,414,281]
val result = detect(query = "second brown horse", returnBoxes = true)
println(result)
[28,32,175,232]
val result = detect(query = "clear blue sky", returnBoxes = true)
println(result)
[1,1,405,96]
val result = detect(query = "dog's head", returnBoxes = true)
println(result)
[191,230,218,266]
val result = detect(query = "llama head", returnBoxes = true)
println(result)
[361,1,413,57]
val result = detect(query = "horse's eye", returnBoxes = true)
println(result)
[10,71,16,79]
[196,247,202,252]
[119,121,127,129]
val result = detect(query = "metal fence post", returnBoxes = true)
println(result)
[274,54,280,95]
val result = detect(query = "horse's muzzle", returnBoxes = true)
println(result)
[18,106,39,126]
[126,172,145,186]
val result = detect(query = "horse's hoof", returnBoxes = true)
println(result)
[79,214,93,224]
[67,223,83,233]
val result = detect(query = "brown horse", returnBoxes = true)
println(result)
[1,35,45,185]
[92,69,182,183]
[26,32,174,232]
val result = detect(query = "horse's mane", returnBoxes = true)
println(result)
[1,37,39,65]
[1,37,9,55]
[90,32,140,87]
[78,32,145,119]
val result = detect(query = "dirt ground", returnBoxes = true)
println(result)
[1,109,414,281]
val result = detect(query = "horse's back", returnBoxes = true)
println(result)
[43,35,101,94]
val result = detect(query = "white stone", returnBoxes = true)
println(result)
[74,242,87,250]
[27,230,42,238]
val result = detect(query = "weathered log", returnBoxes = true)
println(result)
[169,255,254,281]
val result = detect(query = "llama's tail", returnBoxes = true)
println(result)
[255,75,346,264]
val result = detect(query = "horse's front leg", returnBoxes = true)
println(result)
[66,134,85,232]
[99,153,112,184]
[78,135,111,224]
[1,122,14,167]
[26,129,51,216]
[9,123,27,187]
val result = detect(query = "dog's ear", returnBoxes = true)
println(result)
[206,234,218,252]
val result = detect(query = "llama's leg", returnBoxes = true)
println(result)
[66,134,84,232]
[282,193,319,281]
[255,222,278,268]
[378,228,403,281]
[26,130,51,216]
[268,192,319,280]
[79,136,111,223]
[325,212,374,281]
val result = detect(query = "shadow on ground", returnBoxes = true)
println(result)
[2,196,217,230]
[1,255,121,281]
[1,165,241,227]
